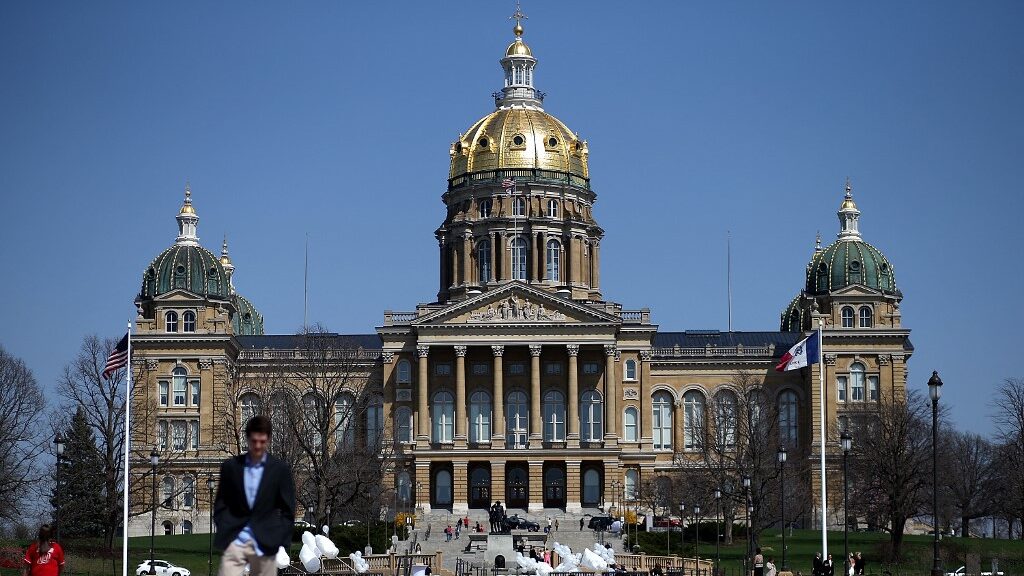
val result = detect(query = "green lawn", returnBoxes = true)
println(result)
[627,528,1024,576]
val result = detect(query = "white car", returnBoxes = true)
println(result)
[945,566,1003,576]
[136,560,191,576]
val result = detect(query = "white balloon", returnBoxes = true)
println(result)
[301,530,316,549]
[316,534,340,559]
[299,543,321,573]
[350,551,370,573]
[275,546,291,569]
[322,525,330,535]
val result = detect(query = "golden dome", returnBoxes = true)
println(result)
[506,38,532,57]
[449,107,589,180]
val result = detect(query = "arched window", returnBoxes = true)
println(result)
[511,237,527,280]
[683,390,705,450]
[395,407,413,443]
[366,397,384,448]
[624,469,638,501]
[623,407,638,442]
[513,197,525,217]
[582,469,600,506]
[433,391,454,443]
[189,420,199,450]
[469,390,492,443]
[624,359,637,381]
[396,359,412,384]
[543,390,565,442]
[335,392,355,448]
[479,198,492,219]
[859,306,872,328]
[182,310,196,332]
[397,471,412,504]
[165,311,178,333]
[748,389,768,435]
[182,520,193,535]
[580,390,603,442]
[172,367,187,406]
[478,239,492,282]
[240,393,261,424]
[270,392,288,453]
[435,469,453,506]
[652,391,673,450]
[162,476,175,508]
[841,306,855,328]
[779,390,799,447]
[715,391,737,450]
[171,421,186,450]
[546,239,560,281]
[182,476,195,508]
[162,521,173,536]
[547,199,559,218]
[850,362,866,401]
[506,390,528,448]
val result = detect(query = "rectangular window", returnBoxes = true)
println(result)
[172,421,186,450]
[190,379,200,406]
[508,362,525,375]
[173,379,186,406]
[868,376,879,401]
[545,362,562,375]
[159,381,169,406]
[837,376,847,402]
[472,363,490,375]
[189,420,199,450]
[851,374,865,401]
[583,362,599,375]
[158,420,167,450]
[434,363,452,376]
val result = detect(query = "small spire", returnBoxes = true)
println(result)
[220,234,235,292]
[175,181,200,246]
[221,235,231,261]
[510,1,527,37]
[815,230,823,252]
[837,177,862,241]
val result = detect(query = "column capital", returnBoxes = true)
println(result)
[604,344,617,357]
[566,344,580,357]
[639,350,652,361]
[416,345,430,358]
[529,344,543,357]
[381,352,395,364]
[491,345,505,357]
[824,353,837,366]
[454,345,468,357]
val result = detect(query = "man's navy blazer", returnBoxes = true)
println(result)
[213,452,295,553]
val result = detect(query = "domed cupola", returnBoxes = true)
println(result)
[140,185,231,299]
[804,181,899,297]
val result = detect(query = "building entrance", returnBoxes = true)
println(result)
[544,465,566,509]
[469,465,491,509]
[506,463,529,509]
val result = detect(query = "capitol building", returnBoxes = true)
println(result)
[127,17,911,536]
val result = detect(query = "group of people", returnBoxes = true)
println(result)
[443,516,478,541]
[752,548,867,576]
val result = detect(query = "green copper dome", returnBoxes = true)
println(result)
[780,294,806,332]
[805,239,898,296]
[140,244,230,299]
[231,293,264,336]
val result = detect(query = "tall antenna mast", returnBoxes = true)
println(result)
[303,233,309,331]
[727,230,733,332]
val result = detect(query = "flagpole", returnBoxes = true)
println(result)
[123,320,132,576]
[818,318,828,558]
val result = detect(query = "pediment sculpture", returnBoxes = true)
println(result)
[468,294,566,323]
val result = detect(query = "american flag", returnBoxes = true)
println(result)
[501,177,516,195]
[103,333,129,380]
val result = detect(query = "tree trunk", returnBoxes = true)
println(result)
[724,509,735,545]
[961,516,971,538]
[890,516,908,560]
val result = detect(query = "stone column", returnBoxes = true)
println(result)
[566,344,580,446]
[593,239,601,290]
[463,232,472,286]
[564,234,573,286]
[528,460,544,513]
[492,346,505,447]
[538,231,546,282]
[640,350,653,444]
[438,236,447,297]
[491,462,506,508]
[489,233,497,283]
[604,345,618,445]
[415,460,432,514]
[453,460,469,514]
[673,398,685,451]
[450,243,459,289]
[417,345,430,442]
[455,345,467,445]
[529,344,542,442]
[565,460,583,513]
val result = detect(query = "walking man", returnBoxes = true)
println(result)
[213,415,296,576]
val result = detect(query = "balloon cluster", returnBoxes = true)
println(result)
[515,552,554,576]
[544,542,617,574]
[349,551,371,574]
[295,525,341,572]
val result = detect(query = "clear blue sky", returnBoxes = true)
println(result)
[1,1,1021,435]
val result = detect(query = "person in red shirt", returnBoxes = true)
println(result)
[22,524,64,576]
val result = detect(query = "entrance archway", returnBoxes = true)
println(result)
[582,467,601,507]
[469,465,491,509]
[544,465,566,509]
[506,463,529,509]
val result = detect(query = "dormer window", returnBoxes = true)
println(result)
[859,306,872,328]
[841,306,854,328]
[546,199,559,218]
[182,311,196,333]
[513,198,525,217]
[165,311,178,333]
[479,199,492,219]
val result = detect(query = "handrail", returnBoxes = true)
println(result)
[651,344,775,358]
[448,168,590,192]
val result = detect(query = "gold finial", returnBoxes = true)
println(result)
[179,181,196,215]
[510,1,527,37]
[840,177,858,211]
[815,230,822,251]
[845,177,852,196]
[220,234,233,266]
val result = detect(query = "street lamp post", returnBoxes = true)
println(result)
[714,489,722,576]
[677,502,685,559]
[693,504,701,576]
[207,476,216,576]
[840,431,852,576]
[929,371,944,576]
[54,435,65,542]
[742,474,751,574]
[778,446,788,571]
[149,450,160,576]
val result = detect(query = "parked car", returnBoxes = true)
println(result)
[503,514,540,531]
[946,567,1003,576]
[136,560,190,576]
[587,515,616,531]
[294,520,314,529]
[653,516,682,528]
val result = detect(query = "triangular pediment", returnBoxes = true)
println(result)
[831,284,883,297]
[413,283,620,326]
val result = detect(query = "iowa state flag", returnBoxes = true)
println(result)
[775,333,820,371]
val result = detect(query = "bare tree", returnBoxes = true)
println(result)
[942,429,994,537]
[991,377,1024,537]
[0,345,47,526]
[846,389,932,559]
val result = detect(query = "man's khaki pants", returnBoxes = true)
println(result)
[218,540,278,576]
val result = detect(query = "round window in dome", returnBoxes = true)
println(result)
[880,262,889,272]
[850,261,861,271]
[176,265,186,274]
[454,142,463,154]
[512,135,525,146]
[547,137,558,147]
[478,137,489,148]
